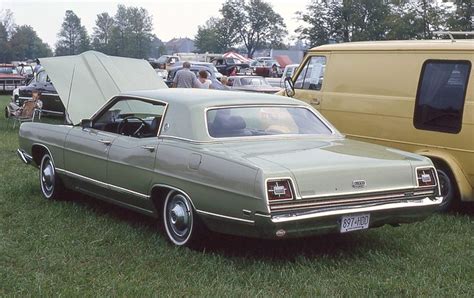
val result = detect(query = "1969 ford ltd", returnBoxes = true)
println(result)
[17,51,442,247]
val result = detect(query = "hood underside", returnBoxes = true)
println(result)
[40,51,167,124]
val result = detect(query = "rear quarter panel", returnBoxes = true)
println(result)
[153,139,266,220]
[19,122,72,168]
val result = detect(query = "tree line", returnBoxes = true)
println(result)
[195,0,472,56]
[0,0,472,62]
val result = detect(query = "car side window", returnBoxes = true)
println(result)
[294,56,326,91]
[93,98,166,138]
[414,60,471,134]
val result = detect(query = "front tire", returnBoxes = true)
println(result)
[163,191,200,246]
[39,154,63,200]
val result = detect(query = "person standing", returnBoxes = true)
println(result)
[172,61,199,88]
[197,70,211,89]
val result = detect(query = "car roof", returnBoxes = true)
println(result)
[119,89,307,141]
[312,40,474,52]
[121,88,298,107]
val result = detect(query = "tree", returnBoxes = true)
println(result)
[107,5,155,58]
[9,25,52,60]
[55,10,90,56]
[221,0,287,58]
[0,9,15,39]
[0,23,10,63]
[91,12,115,54]
[447,0,472,32]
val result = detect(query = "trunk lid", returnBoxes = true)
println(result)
[220,137,418,198]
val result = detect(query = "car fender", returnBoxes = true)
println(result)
[415,148,473,202]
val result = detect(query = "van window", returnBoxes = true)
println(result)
[294,56,326,90]
[414,60,471,134]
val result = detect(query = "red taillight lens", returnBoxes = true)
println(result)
[267,179,294,201]
[416,168,437,187]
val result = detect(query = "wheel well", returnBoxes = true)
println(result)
[150,186,173,216]
[428,157,459,194]
[31,145,48,166]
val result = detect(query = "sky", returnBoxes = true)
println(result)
[0,0,309,48]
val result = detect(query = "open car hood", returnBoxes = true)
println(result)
[40,51,167,124]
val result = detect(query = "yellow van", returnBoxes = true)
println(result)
[283,39,473,211]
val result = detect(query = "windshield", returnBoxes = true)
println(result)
[0,67,16,74]
[207,106,332,138]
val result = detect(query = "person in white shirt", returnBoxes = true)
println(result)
[197,70,212,89]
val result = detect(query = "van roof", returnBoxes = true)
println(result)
[311,40,474,52]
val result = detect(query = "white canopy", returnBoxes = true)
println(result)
[40,51,167,124]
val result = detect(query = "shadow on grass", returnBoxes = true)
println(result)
[57,190,403,262]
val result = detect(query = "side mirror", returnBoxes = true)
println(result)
[80,119,92,129]
[284,76,295,97]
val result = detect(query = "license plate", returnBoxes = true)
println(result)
[340,214,370,233]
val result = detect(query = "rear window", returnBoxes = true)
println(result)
[414,60,471,134]
[207,106,332,138]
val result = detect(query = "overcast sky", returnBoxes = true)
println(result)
[0,0,309,48]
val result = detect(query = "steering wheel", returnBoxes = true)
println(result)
[117,115,148,137]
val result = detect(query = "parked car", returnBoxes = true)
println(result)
[282,39,474,211]
[16,63,34,81]
[266,64,300,88]
[211,57,250,76]
[17,51,441,247]
[0,64,26,92]
[155,55,180,69]
[255,60,283,77]
[6,68,64,119]
[227,76,281,94]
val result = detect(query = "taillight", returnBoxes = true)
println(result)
[267,179,294,201]
[416,168,437,188]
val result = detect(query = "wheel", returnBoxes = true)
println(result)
[163,191,201,246]
[39,154,63,200]
[435,166,457,212]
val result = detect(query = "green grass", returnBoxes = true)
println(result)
[0,94,473,296]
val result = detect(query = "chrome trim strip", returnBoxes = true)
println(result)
[271,196,443,223]
[299,185,418,199]
[196,209,255,224]
[56,168,150,199]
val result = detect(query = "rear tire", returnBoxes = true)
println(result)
[434,165,458,212]
[163,191,202,247]
[39,153,64,200]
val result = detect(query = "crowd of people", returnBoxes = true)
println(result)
[171,61,229,90]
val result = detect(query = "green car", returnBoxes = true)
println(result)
[17,51,442,247]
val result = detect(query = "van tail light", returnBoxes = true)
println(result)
[416,168,437,188]
[267,179,294,201]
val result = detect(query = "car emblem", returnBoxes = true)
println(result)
[352,180,366,188]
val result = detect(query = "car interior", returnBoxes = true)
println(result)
[91,99,165,138]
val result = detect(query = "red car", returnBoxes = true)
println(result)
[0,64,26,92]
[254,60,283,77]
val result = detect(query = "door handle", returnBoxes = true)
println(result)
[141,145,156,152]
[311,98,321,105]
[98,139,112,146]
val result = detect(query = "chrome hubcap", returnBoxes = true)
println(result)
[41,158,54,196]
[167,194,191,239]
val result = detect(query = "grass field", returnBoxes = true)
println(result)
[0,94,473,296]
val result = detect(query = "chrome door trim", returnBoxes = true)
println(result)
[196,209,255,224]
[56,168,150,200]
